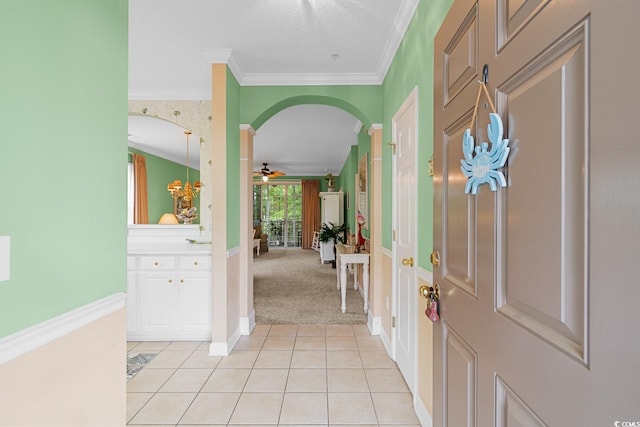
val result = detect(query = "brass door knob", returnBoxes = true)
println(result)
[419,283,440,301]
[402,257,414,267]
[430,251,440,267]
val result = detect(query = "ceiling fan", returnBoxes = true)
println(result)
[254,163,286,181]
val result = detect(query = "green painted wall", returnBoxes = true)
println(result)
[128,149,200,224]
[0,0,128,337]
[381,0,453,269]
[226,68,241,249]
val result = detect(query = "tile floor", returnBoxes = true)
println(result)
[127,324,421,426]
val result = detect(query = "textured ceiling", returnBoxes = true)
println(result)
[128,0,418,175]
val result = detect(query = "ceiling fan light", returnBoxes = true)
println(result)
[262,175,269,182]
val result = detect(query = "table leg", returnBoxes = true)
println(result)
[340,261,348,313]
[336,255,340,290]
[353,263,359,290]
[363,260,369,313]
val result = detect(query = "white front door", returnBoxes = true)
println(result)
[393,87,418,393]
[433,0,640,425]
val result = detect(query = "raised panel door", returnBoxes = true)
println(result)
[434,0,640,425]
[138,273,178,334]
[179,272,211,337]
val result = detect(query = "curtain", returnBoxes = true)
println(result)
[301,179,320,249]
[132,153,149,224]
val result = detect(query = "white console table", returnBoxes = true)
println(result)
[335,244,369,314]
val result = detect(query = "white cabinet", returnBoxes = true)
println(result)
[319,191,344,263]
[127,253,212,341]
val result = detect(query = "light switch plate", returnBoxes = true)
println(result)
[0,236,10,282]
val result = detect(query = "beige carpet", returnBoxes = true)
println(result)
[253,248,367,325]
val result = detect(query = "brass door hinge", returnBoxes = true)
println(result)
[392,316,396,328]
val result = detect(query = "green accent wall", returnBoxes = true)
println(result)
[128,149,200,224]
[226,68,241,249]
[0,0,128,337]
[381,0,453,269]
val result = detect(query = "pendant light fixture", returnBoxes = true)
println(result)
[167,130,200,201]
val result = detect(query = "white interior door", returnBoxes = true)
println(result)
[393,87,418,393]
[433,0,640,425]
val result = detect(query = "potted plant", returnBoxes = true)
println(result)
[318,222,348,268]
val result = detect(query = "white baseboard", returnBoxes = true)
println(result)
[368,312,381,335]
[0,293,126,365]
[414,393,433,427]
[240,310,255,335]
[209,341,230,356]
[379,323,392,355]
[209,324,242,356]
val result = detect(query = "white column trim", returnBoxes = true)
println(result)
[239,310,256,335]
[209,323,242,356]
[0,293,126,365]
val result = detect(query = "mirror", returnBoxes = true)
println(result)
[357,153,368,229]
[128,115,201,224]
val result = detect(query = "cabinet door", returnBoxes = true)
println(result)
[138,273,178,333]
[178,272,211,334]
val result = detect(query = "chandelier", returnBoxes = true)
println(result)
[167,130,201,201]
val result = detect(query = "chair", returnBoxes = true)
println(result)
[253,229,260,256]
[311,231,320,251]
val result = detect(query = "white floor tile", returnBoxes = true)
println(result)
[178,392,240,425]
[228,392,283,424]
[128,392,196,425]
[244,368,289,392]
[279,392,328,424]
[127,368,176,393]
[159,368,213,392]
[328,392,377,424]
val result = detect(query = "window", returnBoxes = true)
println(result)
[253,182,302,247]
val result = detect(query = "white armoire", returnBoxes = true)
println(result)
[319,191,344,263]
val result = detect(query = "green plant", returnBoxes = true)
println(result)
[318,222,347,245]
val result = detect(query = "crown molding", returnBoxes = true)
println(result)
[129,0,418,95]
[376,0,420,82]
[239,72,382,86]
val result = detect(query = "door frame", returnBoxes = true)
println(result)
[391,86,419,393]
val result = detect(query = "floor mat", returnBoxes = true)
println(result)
[127,353,157,379]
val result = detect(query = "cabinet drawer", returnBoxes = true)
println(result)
[127,256,137,271]
[179,255,211,270]
[139,256,176,270]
